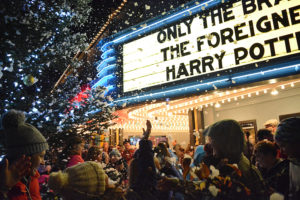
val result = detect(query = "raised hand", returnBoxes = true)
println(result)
[0,155,31,193]
[142,120,152,140]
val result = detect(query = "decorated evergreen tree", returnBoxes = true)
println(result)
[0,0,116,156]
[0,0,92,112]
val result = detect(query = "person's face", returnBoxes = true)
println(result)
[73,143,84,155]
[276,140,300,159]
[124,142,130,150]
[265,125,276,134]
[30,150,46,176]
[110,155,119,163]
[255,152,274,169]
[175,146,184,158]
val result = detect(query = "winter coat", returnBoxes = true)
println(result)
[66,154,84,168]
[7,171,41,200]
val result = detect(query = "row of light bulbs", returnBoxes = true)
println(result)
[122,81,298,131]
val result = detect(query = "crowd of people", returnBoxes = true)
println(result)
[0,109,300,200]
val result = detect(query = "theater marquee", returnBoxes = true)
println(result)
[122,0,300,93]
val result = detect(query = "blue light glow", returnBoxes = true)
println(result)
[92,74,115,88]
[110,62,300,106]
[101,0,219,48]
[96,56,117,71]
[101,49,116,60]
[96,64,117,78]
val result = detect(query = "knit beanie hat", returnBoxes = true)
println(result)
[207,119,245,163]
[1,109,48,157]
[48,161,106,198]
[275,117,300,143]
[109,148,121,157]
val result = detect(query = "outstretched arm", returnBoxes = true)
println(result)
[142,120,152,140]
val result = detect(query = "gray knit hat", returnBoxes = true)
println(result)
[275,117,300,143]
[1,109,48,157]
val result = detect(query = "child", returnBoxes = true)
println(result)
[0,109,48,200]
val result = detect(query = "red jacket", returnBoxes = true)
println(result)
[67,154,84,168]
[7,171,41,200]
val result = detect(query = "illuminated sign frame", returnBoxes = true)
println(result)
[92,0,300,107]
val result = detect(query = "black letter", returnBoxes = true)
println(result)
[290,5,300,25]
[223,3,235,22]
[296,31,300,50]
[202,56,214,73]
[265,38,278,56]
[197,35,206,51]
[208,32,220,48]
[279,34,293,53]
[257,0,272,11]
[211,7,223,26]
[178,25,186,37]
[170,44,180,60]
[215,51,226,69]
[272,10,289,30]
[257,16,272,33]
[177,63,189,79]
[220,28,234,45]
[161,47,169,61]
[157,31,166,43]
[180,41,191,57]
[189,59,201,75]
[242,0,256,15]
[166,65,176,81]
[234,22,249,41]
[183,18,194,34]
[234,47,248,65]
[167,25,177,41]
[249,43,264,60]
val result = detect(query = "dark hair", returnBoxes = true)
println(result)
[65,135,83,155]
[276,117,300,143]
[86,146,101,161]
[204,143,213,155]
[254,140,277,157]
[257,129,274,142]
[123,139,130,145]
[182,157,192,167]
[207,119,245,163]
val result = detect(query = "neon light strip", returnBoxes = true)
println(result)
[96,57,116,71]
[113,78,229,103]
[92,74,115,88]
[97,64,117,78]
[101,49,116,60]
[232,64,299,80]
[101,0,218,49]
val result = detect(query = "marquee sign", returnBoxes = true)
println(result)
[122,0,300,93]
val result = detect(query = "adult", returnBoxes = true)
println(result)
[257,128,274,142]
[85,146,102,163]
[65,136,84,168]
[254,140,289,197]
[264,119,279,135]
[207,119,265,197]
[121,140,135,165]
[0,109,48,200]
[275,117,300,200]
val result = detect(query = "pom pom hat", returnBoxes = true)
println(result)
[48,161,106,198]
[1,109,48,157]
